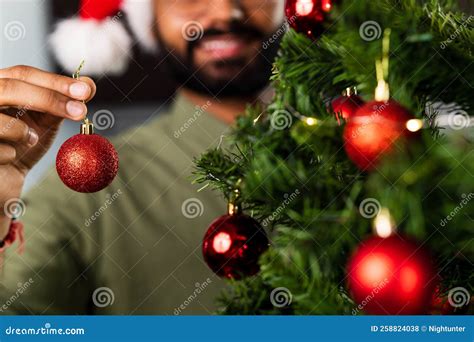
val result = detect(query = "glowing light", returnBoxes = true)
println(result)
[373,208,395,238]
[213,232,232,254]
[295,0,314,16]
[322,0,332,11]
[305,117,318,126]
[358,254,392,288]
[406,119,423,132]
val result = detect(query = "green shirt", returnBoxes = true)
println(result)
[0,95,230,314]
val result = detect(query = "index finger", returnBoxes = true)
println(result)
[0,65,96,102]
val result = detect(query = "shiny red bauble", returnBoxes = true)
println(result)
[56,134,119,193]
[331,94,364,124]
[343,100,413,171]
[285,0,333,39]
[346,235,437,315]
[202,214,269,279]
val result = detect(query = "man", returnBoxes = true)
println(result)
[0,0,284,314]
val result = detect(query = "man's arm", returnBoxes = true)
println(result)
[0,171,98,314]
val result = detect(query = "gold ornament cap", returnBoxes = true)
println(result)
[80,118,94,135]
[227,188,242,216]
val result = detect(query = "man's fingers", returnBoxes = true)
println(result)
[0,114,39,146]
[0,144,17,165]
[0,78,87,120]
[0,65,96,102]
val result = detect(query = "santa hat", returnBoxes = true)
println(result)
[50,0,156,75]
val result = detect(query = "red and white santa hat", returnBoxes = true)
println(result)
[49,0,156,75]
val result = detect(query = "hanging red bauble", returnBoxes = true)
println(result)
[56,119,119,193]
[346,235,437,315]
[343,100,413,171]
[331,87,364,124]
[202,210,269,279]
[285,0,333,39]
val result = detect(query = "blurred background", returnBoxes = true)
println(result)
[0,0,473,191]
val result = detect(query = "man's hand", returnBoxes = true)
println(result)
[0,65,96,238]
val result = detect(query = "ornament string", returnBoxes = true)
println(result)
[72,60,94,134]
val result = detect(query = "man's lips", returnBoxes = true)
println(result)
[197,34,252,60]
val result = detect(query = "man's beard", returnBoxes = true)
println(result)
[157,21,281,98]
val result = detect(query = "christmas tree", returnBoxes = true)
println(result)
[194,0,473,314]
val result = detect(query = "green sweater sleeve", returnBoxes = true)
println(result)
[0,170,99,314]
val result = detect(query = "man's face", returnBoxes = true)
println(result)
[154,0,285,97]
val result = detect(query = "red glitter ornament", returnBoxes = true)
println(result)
[331,87,364,124]
[346,235,437,315]
[285,0,333,39]
[203,210,269,279]
[343,100,413,171]
[56,119,119,193]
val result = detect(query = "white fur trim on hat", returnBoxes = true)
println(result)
[122,0,157,52]
[49,17,132,75]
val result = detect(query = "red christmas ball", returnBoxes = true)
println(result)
[285,0,333,39]
[331,94,364,124]
[56,134,119,193]
[346,235,437,315]
[343,100,413,171]
[202,214,269,279]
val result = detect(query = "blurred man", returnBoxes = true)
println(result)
[0,0,284,314]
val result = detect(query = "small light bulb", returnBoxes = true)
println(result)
[406,119,423,132]
[373,208,395,238]
[305,117,318,126]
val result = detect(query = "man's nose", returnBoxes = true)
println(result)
[205,0,244,24]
